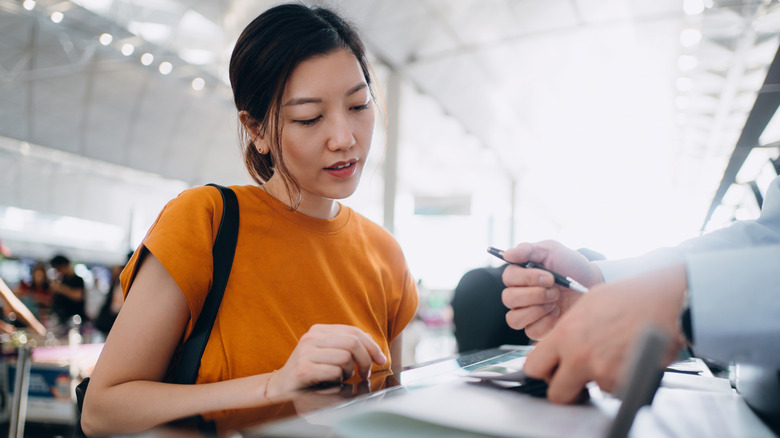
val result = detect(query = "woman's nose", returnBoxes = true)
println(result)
[327,113,356,151]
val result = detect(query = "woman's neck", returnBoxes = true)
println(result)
[261,177,340,220]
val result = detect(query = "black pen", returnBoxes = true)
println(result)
[487,246,589,293]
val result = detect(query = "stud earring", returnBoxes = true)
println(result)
[252,133,265,155]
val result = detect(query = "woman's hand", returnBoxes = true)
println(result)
[268,324,387,397]
[501,240,604,339]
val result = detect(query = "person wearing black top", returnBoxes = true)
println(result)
[49,254,87,327]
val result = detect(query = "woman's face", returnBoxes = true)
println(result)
[274,49,374,205]
[32,267,47,285]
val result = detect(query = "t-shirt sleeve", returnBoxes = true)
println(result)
[388,261,419,342]
[119,186,224,333]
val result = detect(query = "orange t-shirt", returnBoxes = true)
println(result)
[120,185,418,383]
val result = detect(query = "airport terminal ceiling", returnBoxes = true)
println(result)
[2,0,780,268]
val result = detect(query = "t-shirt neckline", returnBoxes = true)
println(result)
[245,185,351,233]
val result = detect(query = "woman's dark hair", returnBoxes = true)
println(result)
[30,263,49,289]
[229,3,373,202]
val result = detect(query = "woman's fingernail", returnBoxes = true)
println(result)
[546,288,559,300]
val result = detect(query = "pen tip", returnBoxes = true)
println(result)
[487,247,504,258]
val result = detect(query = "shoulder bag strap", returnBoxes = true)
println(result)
[172,184,239,385]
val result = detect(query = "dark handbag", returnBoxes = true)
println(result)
[74,184,239,435]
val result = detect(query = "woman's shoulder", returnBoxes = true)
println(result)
[174,185,223,204]
[348,208,389,234]
[160,185,233,219]
[178,184,259,206]
[347,209,404,251]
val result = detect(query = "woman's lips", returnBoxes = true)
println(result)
[324,159,358,178]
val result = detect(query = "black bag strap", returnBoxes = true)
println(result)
[172,184,239,385]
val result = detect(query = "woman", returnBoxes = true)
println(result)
[13,262,52,325]
[81,4,418,435]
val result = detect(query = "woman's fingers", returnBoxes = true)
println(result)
[302,348,356,382]
[285,324,387,391]
[307,325,386,377]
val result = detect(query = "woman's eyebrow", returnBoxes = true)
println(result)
[284,96,321,106]
[284,83,368,107]
[346,83,367,96]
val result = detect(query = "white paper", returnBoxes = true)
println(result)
[333,380,616,438]
[630,387,776,438]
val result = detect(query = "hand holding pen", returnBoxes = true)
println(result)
[491,242,603,340]
[488,247,588,293]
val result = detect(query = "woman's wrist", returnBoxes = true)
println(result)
[263,370,278,401]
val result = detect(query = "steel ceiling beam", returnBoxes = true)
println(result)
[702,43,780,229]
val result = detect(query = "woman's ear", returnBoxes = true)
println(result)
[239,110,269,155]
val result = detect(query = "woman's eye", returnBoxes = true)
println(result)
[352,102,371,111]
[294,116,321,126]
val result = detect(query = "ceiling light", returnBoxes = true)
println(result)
[191,77,205,91]
[680,29,701,47]
[676,77,693,92]
[140,53,154,66]
[22,0,35,11]
[120,43,134,56]
[50,11,63,23]
[683,0,704,15]
[158,62,173,75]
[678,55,698,72]
[127,21,172,44]
[99,33,113,46]
[178,48,214,66]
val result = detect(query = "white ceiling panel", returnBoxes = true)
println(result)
[2,0,780,265]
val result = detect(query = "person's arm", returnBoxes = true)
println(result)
[81,252,271,434]
[82,252,386,436]
[109,282,124,313]
[50,280,84,301]
[686,245,780,367]
[390,333,403,376]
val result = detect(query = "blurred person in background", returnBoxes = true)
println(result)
[49,254,87,328]
[94,252,133,337]
[12,262,52,327]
